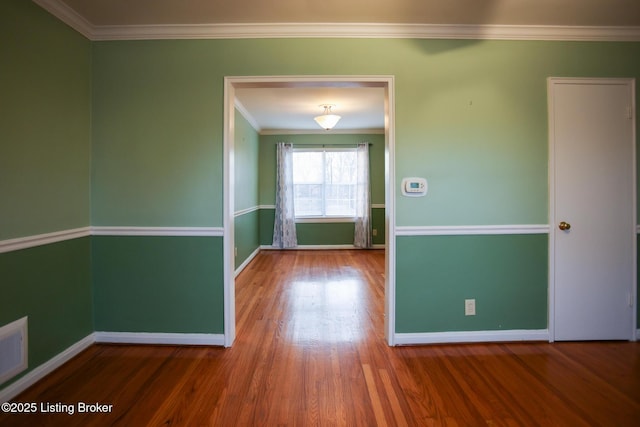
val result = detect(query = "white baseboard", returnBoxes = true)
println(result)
[0,330,226,403]
[235,247,261,277]
[235,244,384,275]
[0,333,95,403]
[94,332,225,346]
[394,329,550,346]
[260,244,385,250]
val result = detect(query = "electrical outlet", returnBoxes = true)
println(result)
[465,299,476,316]
[372,229,378,236]
[234,247,238,257]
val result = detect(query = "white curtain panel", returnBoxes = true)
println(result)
[354,143,372,249]
[272,142,298,249]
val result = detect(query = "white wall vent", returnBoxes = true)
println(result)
[0,317,28,385]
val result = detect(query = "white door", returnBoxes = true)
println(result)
[549,78,636,341]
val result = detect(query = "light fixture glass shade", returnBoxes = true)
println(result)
[314,105,341,130]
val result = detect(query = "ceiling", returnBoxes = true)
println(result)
[34,0,640,134]
[234,86,386,134]
[50,0,640,27]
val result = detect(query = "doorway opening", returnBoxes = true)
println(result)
[223,76,396,347]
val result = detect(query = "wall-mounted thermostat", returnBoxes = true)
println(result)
[401,177,428,197]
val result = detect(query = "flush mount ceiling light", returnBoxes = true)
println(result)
[314,104,341,130]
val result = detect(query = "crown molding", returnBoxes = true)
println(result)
[33,0,94,39]
[260,128,385,135]
[234,98,262,132]
[33,1,640,42]
[90,23,640,42]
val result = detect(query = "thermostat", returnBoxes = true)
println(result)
[401,177,428,197]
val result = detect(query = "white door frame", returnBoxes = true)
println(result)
[547,77,637,342]
[223,75,396,347]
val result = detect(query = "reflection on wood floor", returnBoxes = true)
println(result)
[1,250,639,426]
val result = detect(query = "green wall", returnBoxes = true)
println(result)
[0,239,93,386]
[258,208,386,247]
[234,108,261,268]
[0,0,92,388]
[234,108,260,212]
[90,38,639,335]
[0,0,91,239]
[235,210,260,267]
[92,236,224,333]
[91,42,223,227]
[397,235,548,332]
[90,38,640,230]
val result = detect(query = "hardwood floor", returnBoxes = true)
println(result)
[2,250,639,426]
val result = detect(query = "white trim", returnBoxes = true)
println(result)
[0,227,225,254]
[0,329,227,402]
[259,204,384,210]
[395,224,550,236]
[260,128,385,135]
[32,0,94,39]
[225,75,395,348]
[547,77,637,342]
[384,77,396,346]
[394,329,550,346]
[230,76,393,86]
[296,217,356,223]
[261,244,385,251]
[0,333,94,404]
[548,78,557,342]
[91,226,224,237]
[0,223,545,254]
[94,332,224,346]
[0,227,91,254]
[633,80,638,343]
[294,146,357,153]
[224,77,237,348]
[235,245,389,277]
[234,98,261,132]
[0,317,28,385]
[235,247,261,277]
[234,206,260,217]
[30,2,640,41]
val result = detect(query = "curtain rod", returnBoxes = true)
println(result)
[286,143,372,147]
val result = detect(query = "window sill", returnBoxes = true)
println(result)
[295,217,356,223]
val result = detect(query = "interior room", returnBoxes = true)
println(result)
[1,0,639,424]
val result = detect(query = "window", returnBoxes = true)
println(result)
[292,148,357,218]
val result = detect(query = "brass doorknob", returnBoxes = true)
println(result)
[559,221,571,231]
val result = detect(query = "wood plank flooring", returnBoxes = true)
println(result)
[1,250,639,426]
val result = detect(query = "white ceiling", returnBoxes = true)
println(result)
[34,0,640,134]
[235,86,386,134]
[52,0,640,27]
